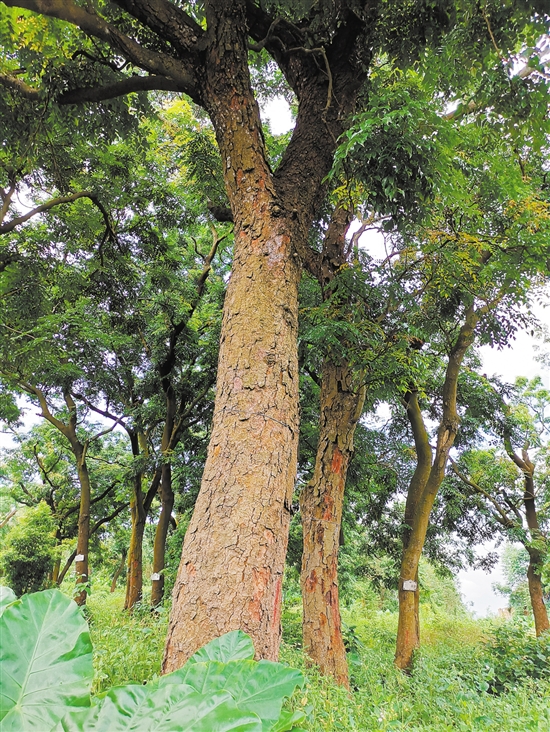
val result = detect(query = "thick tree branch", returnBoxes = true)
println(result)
[0,191,110,234]
[59,74,181,103]
[113,0,205,56]
[2,0,199,99]
[0,71,40,99]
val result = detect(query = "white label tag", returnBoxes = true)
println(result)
[151,573,161,581]
[403,580,418,591]
[75,554,85,562]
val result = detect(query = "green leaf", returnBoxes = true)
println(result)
[0,586,16,615]
[160,659,303,731]
[269,708,308,732]
[0,588,93,732]
[56,683,262,731]
[186,630,255,664]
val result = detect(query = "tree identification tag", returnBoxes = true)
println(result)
[75,554,85,562]
[403,580,417,591]
[151,573,161,581]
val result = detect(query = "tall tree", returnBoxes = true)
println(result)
[0,0,545,667]
[450,376,550,635]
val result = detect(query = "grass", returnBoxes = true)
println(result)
[86,587,550,730]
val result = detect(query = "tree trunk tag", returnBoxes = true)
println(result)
[403,580,418,591]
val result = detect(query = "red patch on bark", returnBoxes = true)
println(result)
[331,447,344,474]
[305,570,318,592]
[248,567,270,622]
[185,562,196,577]
[236,169,244,186]
[322,493,334,521]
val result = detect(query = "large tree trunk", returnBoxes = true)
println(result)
[300,360,365,688]
[151,462,174,607]
[163,2,362,671]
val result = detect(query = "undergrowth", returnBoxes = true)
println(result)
[87,587,550,731]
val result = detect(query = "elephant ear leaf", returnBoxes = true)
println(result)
[0,586,16,616]
[186,630,255,664]
[56,682,263,731]
[0,588,93,732]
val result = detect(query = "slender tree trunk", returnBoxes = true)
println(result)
[151,462,174,607]
[300,360,365,688]
[57,549,77,585]
[527,548,549,636]
[395,391,432,669]
[125,472,147,610]
[51,555,61,584]
[523,473,550,635]
[111,548,127,593]
[74,451,91,606]
[395,310,477,670]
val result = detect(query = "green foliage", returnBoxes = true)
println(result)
[486,622,550,693]
[0,587,305,732]
[0,501,57,595]
[0,588,93,731]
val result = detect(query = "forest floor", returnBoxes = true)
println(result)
[86,588,550,732]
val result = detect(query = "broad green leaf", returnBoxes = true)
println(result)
[160,659,304,730]
[56,682,262,731]
[186,630,255,664]
[0,588,93,732]
[270,709,308,732]
[0,586,16,615]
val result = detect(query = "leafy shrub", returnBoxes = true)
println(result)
[485,621,550,692]
[0,502,57,596]
[0,586,307,731]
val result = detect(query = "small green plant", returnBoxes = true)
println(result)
[0,502,57,596]
[485,621,550,692]
[0,587,307,731]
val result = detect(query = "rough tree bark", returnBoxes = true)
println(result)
[395,307,478,670]
[299,207,365,686]
[300,359,365,687]
[1,0,368,668]
[163,3,364,670]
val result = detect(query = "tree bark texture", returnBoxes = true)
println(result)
[163,0,363,670]
[395,310,478,670]
[300,360,365,688]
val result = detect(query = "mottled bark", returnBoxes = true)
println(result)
[300,360,365,688]
[162,2,363,671]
